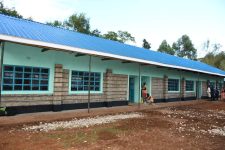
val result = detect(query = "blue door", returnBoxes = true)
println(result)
[129,77,135,103]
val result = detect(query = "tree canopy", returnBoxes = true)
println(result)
[103,31,135,43]
[65,13,91,34]
[200,51,225,71]
[172,35,197,60]
[0,1,22,18]
[158,40,174,55]
[142,39,151,49]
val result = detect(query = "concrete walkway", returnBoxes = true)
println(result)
[0,100,208,126]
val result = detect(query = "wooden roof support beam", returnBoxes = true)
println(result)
[122,61,132,63]
[101,58,114,61]
[41,48,50,52]
[75,53,86,57]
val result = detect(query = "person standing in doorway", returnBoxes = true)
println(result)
[221,88,225,101]
[207,86,211,99]
[142,82,147,102]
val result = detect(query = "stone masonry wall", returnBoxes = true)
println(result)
[202,81,208,97]
[151,77,164,99]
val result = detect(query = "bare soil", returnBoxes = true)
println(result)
[0,100,225,150]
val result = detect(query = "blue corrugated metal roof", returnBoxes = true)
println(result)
[0,14,225,76]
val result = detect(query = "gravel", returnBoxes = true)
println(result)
[22,112,143,132]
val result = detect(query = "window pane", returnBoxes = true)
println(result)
[40,86,48,91]
[33,68,40,73]
[15,79,22,84]
[4,72,13,78]
[41,74,48,79]
[32,73,39,79]
[32,85,39,90]
[15,67,23,72]
[3,78,13,84]
[15,73,23,78]
[23,85,31,90]
[40,80,48,84]
[24,73,31,78]
[3,85,13,90]
[41,68,49,73]
[24,67,32,72]
[14,85,22,90]
[4,66,13,71]
[32,80,39,84]
[24,79,31,84]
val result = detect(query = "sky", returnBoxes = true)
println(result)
[3,0,225,58]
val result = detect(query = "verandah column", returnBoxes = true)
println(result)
[163,75,168,101]
[0,41,5,108]
[53,64,63,111]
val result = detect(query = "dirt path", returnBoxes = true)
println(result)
[0,100,225,150]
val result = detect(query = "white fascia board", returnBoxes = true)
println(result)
[1,34,225,77]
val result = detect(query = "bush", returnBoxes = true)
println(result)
[0,107,7,116]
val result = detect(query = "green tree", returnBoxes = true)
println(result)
[158,40,174,55]
[200,51,225,71]
[103,31,119,41]
[64,13,90,34]
[46,20,63,27]
[103,31,135,43]
[0,1,22,18]
[91,29,102,37]
[172,35,197,60]
[142,39,151,49]
[118,31,135,43]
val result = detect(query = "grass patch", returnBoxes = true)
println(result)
[45,125,127,148]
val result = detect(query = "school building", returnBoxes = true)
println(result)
[0,14,224,114]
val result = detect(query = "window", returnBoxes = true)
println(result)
[3,65,49,91]
[71,71,101,91]
[168,79,179,91]
[186,80,194,91]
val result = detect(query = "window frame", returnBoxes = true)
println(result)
[69,70,102,94]
[168,78,180,92]
[185,80,195,92]
[2,65,50,92]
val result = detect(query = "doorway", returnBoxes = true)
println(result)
[196,81,202,99]
[129,76,135,103]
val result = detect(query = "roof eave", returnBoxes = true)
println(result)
[0,34,225,77]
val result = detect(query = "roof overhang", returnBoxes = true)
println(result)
[0,34,225,77]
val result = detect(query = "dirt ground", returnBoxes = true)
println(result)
[0,100,225,150]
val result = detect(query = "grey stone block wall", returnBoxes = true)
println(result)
[202,81,208,97]
[151,77,164,99]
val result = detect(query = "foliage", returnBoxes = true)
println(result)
[0,1,22,18]
[46,20,63,27]
[200,51,225,71]
[103,31,135,43]
[65,13,91,34]
[91,29,102,37]
[0,107,7,115]
[117,30,135,43]
[172,34,197,60]
[158,40,174,55]
[142,39,151,49]
[103,31,118,41]
[203,40,222,54]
